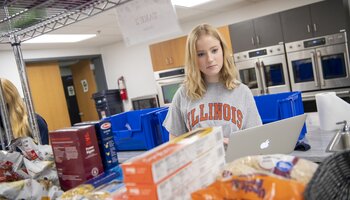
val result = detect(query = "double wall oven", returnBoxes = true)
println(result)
[233,44,290,96]
[154,67,185,107]
[285,32,350,92]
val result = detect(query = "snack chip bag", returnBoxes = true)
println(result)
[192,174,305,200]
[219,154,318,184]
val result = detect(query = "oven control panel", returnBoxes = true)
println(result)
[154,67,185,80]
[233,44,285,62]
[285,32,347,53]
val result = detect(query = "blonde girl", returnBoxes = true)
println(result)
[163,24,262,140]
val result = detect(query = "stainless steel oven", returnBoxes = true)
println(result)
[233,44,290,95]
[285,32,350,92]
[154,67,185,106]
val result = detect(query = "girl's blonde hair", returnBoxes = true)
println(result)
[184,24,239,100]
[0,78,31,138]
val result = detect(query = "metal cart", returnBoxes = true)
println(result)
[0,0,131,148]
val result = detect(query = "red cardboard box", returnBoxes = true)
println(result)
[50,125,104,191]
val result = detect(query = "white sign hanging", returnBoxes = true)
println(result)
[115,0,181,46]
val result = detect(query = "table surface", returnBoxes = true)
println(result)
[117,112,338,163]
[290,113,335,162]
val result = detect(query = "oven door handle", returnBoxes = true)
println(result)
[310,52,319,87]
[259,61,269,94]
[156,79,184,85]
[256,61,265,94]
[316,51,326,86]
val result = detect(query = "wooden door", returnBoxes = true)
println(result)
[70,60,99,121]
[150,36,187,71]
[171,36,187,68]
[26,61,71,131]
[149,42,164,71]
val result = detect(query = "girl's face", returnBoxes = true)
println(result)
[196,34,223,83]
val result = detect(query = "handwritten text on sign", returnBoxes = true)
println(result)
[115,0,181,46]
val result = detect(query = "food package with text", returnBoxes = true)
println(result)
[192,154,319,200]
[74,119,119,170]
[50,125,104,191]
[122,127,223,184]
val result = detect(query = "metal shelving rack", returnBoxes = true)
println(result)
[0,0,131,148]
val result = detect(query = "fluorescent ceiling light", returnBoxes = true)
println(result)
[23,34,96,43]
[172,0,212,7]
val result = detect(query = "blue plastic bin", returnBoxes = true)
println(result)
[254,91,307,140]
[108,107,165,151]
[155,107,170,143]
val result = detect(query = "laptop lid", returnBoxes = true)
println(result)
[225,114,307,163]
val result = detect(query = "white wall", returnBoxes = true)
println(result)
[100,42,156,110]
[0,0,323,107]
[99,0,323,109]
[0,51,23,96]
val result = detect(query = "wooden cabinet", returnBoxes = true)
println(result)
[217,25,233,54]
[149,36,187,72]
[150,25,233,71]
[280,0,348,42]
[229,13,283,53]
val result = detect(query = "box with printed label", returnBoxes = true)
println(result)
[125,143,225,200]
[121,127,223,185]
[74,120,119,170]
[50,125,104,191]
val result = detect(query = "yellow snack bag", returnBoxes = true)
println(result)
[192,174,305,200]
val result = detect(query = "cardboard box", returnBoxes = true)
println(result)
[74,120,119,170]
[121,127,223,185]
[50,125,104,191]
[125,143,225,200]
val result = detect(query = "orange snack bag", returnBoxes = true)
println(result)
[191,174,305,200]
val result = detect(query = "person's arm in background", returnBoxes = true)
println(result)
[35,114,49,145]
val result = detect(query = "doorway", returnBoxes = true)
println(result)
[61,75,81,125]
[25,55,108,130]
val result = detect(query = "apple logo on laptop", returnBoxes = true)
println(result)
[260,139,270,149]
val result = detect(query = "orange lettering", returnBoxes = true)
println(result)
[199,104,208,121]
[231,107,237,124]
[187,112,191,129]
[191,108,199,127]
[223,104,230,121]
[237,109,243,129]
[214,103,223,120]
[209,103,214,120]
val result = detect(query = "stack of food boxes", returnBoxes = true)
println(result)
[121,127,226,200]
[50,125,104,191]
[74,119,119,170]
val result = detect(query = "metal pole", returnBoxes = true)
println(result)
[0,80,10,150]
[9,35,41,144]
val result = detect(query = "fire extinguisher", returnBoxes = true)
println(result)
[118,76,128,100]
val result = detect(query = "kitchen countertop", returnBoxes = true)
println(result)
[117,112,338,163]
[291,112,335,163]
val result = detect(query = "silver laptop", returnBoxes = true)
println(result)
[225,114,307,163]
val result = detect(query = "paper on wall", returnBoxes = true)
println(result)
[115,0,181,46]
[315,92,350,131]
